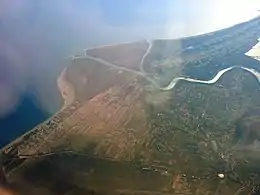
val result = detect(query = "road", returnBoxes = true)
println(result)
[140,40,153,73]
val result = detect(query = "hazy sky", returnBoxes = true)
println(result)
[0,0,259,115]
[0,0,259,46]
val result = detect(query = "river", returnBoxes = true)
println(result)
[83,37,260,91]
[161,66,260,90]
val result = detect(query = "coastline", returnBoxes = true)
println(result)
[0,67,76,153]
[57,68,75,110]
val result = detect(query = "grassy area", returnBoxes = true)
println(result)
[144,69,260,192]
[143,16,260,86]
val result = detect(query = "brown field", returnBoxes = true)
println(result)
[59,82,149,161]
[86,41,149,71]
[5,78,174,195]
[8,55,149,160]
[65,57,134,103]
[16,80,150,161]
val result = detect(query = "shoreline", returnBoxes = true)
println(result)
[0,68,76,153]
[57,68,75,110]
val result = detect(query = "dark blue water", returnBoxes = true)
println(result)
[0,91,49,147]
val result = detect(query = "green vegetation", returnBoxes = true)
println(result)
[143,16,260,86]
[145,69,260,191]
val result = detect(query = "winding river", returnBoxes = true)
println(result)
[84,38,260,92]
[161,66,260,90]
[85,53,260,91]
[85,52,260,90]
